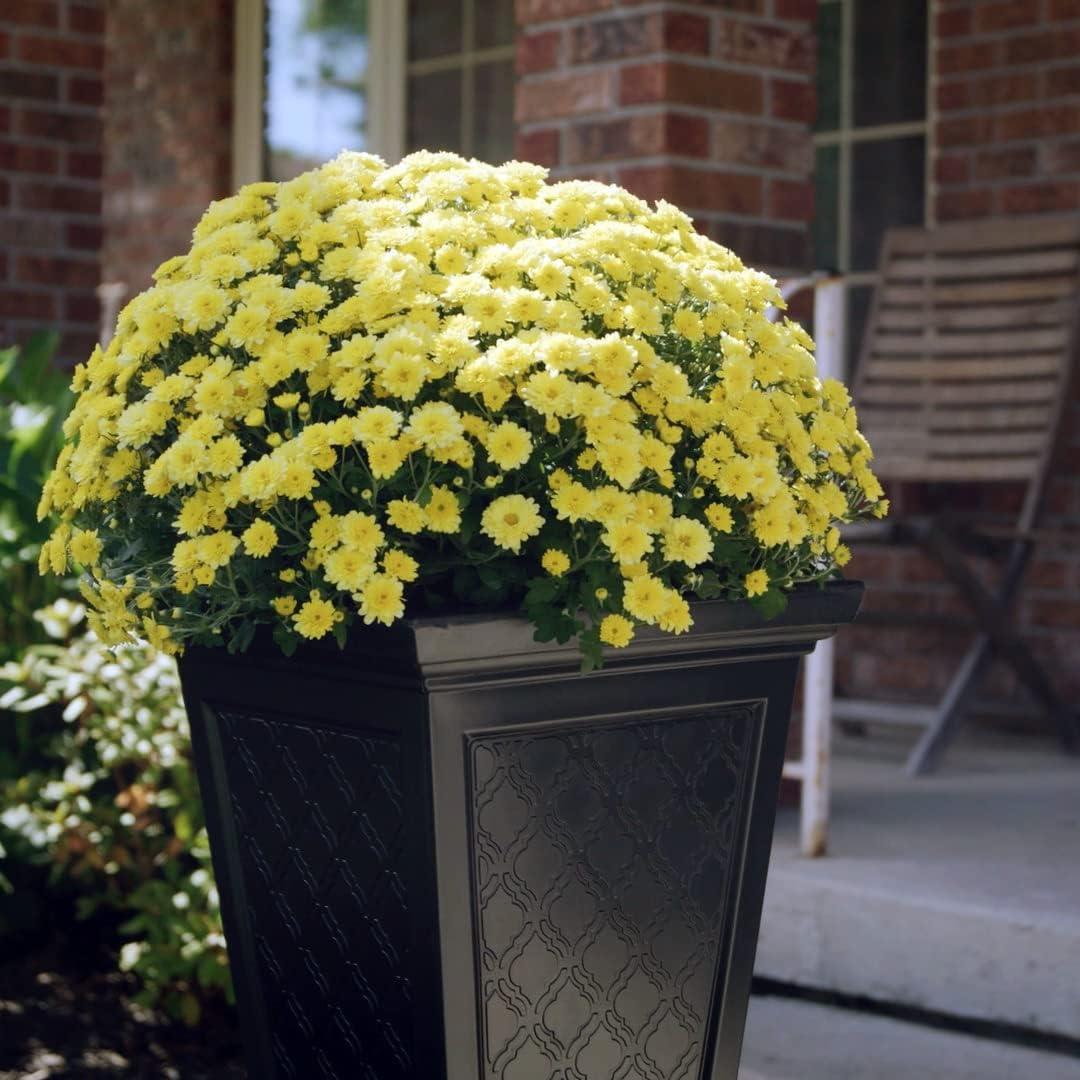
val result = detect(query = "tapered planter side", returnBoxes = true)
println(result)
[179,581,862,1080]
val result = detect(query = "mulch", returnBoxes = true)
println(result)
[0,938,246,1080]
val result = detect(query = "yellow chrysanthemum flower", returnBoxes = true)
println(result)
[293,595,336,639]
[599,614,635,648]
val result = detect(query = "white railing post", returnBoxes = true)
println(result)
[774,274,846,856]
[801,277,845,856]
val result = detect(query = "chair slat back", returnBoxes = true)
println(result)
[853,216,1080,494]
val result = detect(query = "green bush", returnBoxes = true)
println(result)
[0,331,73,663]
[0,600,231,1025]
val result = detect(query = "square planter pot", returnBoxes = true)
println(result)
[178,580,861,1080]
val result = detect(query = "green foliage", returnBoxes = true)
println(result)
[0,331,73,663]
[0,601,231,1025]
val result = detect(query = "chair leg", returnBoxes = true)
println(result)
[913,525,1080,761]
[992,628,1080,755]
[906,633,992,777]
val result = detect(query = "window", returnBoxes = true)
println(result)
[233,0,516,189]
[405,0,516,162]
[264,0,371,181]
[814,0,929,370]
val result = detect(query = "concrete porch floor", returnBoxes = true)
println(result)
[752,729,1080,1041]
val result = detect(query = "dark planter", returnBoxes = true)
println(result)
[179,580,861,1080]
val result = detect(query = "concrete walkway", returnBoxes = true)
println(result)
[740,994,1080,1080]
[755,732,1080,1039]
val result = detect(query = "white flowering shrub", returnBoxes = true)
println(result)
[0,600,230,1024]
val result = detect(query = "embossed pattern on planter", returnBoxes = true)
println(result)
[468,706,759,1080]
[215,709,412,1080]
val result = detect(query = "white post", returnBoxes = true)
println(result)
[800,276,846,856]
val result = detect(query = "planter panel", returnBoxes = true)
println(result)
[468,704,759,1080]
[213,709,413,1078]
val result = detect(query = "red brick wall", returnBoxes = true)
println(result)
[515,0,817,273]
[102,0,232,307]
[935,0,1080,219]
[843,0,1080,723]
[0,0,105,362]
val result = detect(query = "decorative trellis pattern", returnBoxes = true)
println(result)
[467,706,758,1080]
[214,709,412,1079]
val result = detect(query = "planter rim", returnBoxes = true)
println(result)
[184,580,863,689]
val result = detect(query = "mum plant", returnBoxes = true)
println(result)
[38,151,884,669]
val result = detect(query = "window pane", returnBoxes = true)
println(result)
[408,0,464,60]
[473,60,516,163]
[265,0,368,180]
[407,69,463,153]
[475,0,516,49]
[853,0,927,128]
[815,1,841,132]
[851,135,924,272]
[813,145,839,272]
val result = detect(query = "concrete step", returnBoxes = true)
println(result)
[754,736,1080,1039]
[740,994,1080,1080]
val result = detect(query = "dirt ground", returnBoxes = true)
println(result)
[0,940,245,1080]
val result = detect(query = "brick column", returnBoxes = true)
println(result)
[934,0,1080,220]
[515,0,818,273]
[102,0,233,303]
[0,0,104,362]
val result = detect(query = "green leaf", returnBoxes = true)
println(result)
[226,621,255,655]
[474,563,504,591]
[272,622,299,657]
[751,587,788,621]
[524,576,560,605]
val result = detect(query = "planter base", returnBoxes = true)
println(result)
[179,583,861,1079]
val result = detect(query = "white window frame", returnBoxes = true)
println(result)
[232,0,407,190]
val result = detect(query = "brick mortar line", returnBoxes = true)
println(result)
[552,151,808,181]
[936,133,1080,155]
[520,54,813,83]
[7,174,103,191]
[5,98,105,117]
[517,104,814,132]
[6,25,106,46]
[936,59,1080,85]
[936,55,1080,82]
[934,14,1080,48]
[937,100,1080,121]
[518,2,812,37]
[936,96,1080,119]
[937,175,1080,192]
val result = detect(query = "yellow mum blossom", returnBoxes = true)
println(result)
[242,519,278,558]
[599,614,635,648]
[358,573,405,626]
[68,528,102,566]
[661,518,712,567]
[293,595,336,639]
[383,550,419,582]
[623,576,669,624]
[481,494,544,554]
[541,549,571,576]
[387,498,426,535]
[486,421,532,471]
[424,486,461,534]
[705,504,734,533]
[36,151,882,662]
[744,569,769,597]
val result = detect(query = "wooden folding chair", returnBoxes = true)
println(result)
[835,215,1080,775]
